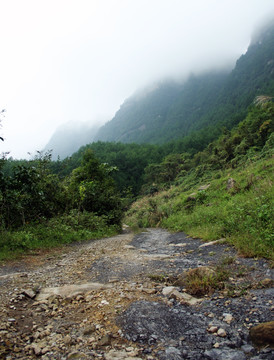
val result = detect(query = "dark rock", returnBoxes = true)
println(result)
[186,193,197,201]
[204,348,246,360]
[241,344,255,354]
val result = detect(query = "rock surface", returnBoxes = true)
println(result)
[249,321,274,347]
[0,228,273,359]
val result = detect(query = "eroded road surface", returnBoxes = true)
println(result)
[0,228,273,359]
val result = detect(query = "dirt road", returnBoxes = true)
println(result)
[0,229,273,359]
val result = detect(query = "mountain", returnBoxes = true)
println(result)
[45,122,99,160]
[45,21,274,158]
[94,21,274,145]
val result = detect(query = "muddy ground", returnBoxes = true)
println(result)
[0,228,273,359]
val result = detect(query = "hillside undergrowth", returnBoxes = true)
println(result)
[125,156,273,259]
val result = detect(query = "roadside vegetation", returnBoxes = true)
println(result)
[1,99,273,261]
[0,149,122,260]
[125,100,274,260]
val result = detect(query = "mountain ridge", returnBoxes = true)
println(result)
[45,20,274,159]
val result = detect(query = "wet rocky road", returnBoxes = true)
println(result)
[0,228,273,359]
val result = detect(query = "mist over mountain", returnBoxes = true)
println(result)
[45,121,99,160]
[94,20,274,145]
[45,19,274,159]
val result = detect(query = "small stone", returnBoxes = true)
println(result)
[227,177,236,190]
[198,184,210,191]
[22,289,36,299]
[162,286,178,296]
[123,245,136,250]
[105,349,142,360]
[213,342,220,348]
[199,239,225,248]
[83,325,96,335]
[98,334,112,346]
[31,343,42,356]
[223,313,234,324]
[67,351,87,359]
[101,300,109,305]
[217,328,227,337]
[41,346,50,355]
[208,326,218,333]
[64,335,72,345]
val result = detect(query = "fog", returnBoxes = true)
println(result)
[0,0,273,158]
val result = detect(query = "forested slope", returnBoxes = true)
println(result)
[125,99,274,259]
[95,22,274,147]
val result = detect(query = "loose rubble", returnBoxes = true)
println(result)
[0,229,273,359]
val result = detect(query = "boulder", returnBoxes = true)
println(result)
[249,321,274,347]
[174,266,215,287]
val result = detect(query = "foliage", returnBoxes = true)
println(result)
[0,149,123,260]
[67,149,123,225]
[0,211,119,260]
[125,103,274,259]
[54,141,166,197]
[0,151,66,228]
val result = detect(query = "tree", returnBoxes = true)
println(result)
[68,149,122,225]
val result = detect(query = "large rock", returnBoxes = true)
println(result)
[36,282,112,301]
[249,321,274,347]
[162,286,202,305]
[174,266,215,287]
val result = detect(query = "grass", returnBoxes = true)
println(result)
[181,266,230,297]
[0,211,120,261]
[125,157,274,259]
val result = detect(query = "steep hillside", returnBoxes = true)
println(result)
[95,21,274,145]
[95,73,228,144]
[125,100,274,259]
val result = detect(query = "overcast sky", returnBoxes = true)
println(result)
[0,0,273,159]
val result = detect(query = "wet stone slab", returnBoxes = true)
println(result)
[117,297,274,360]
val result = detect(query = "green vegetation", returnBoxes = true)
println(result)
[0,149,122,260]
[61,142,166,196]
[125,101,274,259]
[1,23,273,262]
[0,212,119,261]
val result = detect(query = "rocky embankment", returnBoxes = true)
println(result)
[0,229,273,359]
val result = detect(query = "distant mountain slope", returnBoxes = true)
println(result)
[95,21,274,145]
[45,122,99,160]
